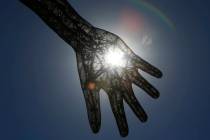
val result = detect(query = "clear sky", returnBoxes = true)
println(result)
[1,0,210,139]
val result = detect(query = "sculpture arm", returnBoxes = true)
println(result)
[20,0,94,51]
[20,0,163,137]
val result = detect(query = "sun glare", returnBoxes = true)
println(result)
[104,48,126,68]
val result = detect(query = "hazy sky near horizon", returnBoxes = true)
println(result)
[1,0,210,140]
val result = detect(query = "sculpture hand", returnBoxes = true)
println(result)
[76,28,162,137]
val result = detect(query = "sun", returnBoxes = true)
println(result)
[104,48,126,68]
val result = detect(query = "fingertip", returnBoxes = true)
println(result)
[135,110,148,123]
[156,71,163,79]
[91,124,101,134]
[141,115,148,123]
[120,129,129,137]
[152,91,160,99]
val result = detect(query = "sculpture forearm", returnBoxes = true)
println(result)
[20,0,94,51]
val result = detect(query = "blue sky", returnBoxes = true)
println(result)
[1,0,210,139]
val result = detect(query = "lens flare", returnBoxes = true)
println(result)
[121,8,143,32]
[130,0,175,30]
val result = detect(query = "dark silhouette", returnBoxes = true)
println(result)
[20,0,162,137]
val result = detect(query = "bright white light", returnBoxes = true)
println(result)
[104,48,126,68]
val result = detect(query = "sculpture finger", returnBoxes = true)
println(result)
[106,89,129,137]
[133,55,162,78]
[83,88,101,133]
[132,72,160,99]
[122,83,148,122]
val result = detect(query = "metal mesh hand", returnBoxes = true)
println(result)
[77,28,162,136]
[20,0,162,137]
